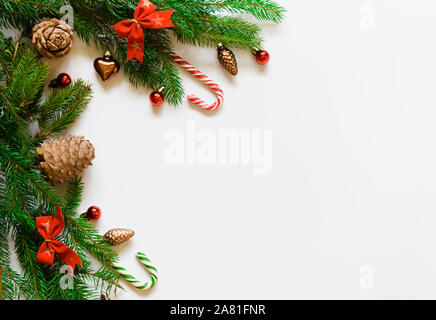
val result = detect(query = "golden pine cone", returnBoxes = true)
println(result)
[217,45,238,76]
[32,18,74,59]
[104,228,135,246]
[36,136,95,184]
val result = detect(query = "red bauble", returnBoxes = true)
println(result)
[255,50,270,65]
[50,73,72,88]
[84,206,101,221]
[56,73,72,88]
[150,90,164,106]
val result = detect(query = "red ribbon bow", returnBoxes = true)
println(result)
[113,0,174,63]
[36,204,82,272]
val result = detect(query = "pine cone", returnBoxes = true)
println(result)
[217,45,238,76]
[36,136,95,184]
[104,228,135,246]
[32,18,74,59]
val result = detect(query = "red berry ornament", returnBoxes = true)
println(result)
[49,73,72,88]
[254,50,270,65]
[150,89,164,106]
[83,206,101,221]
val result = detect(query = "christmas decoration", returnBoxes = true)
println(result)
[49,72,72,88]
[254,49,270,65]
[94,52,120,81]
[104,228,135,246]
[172,55,224,111]
[81,206,102,221]
[36,204,82,271]
[0,0,286,300]
[32,18,74,59]
[0,1,285,106]
[112,252,158,291]
[0,36,120,300]
[36,135,95,184]
[150,88,165,106]
[217,45,238,76]
[113,0,174,63]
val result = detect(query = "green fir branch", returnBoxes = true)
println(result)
[0,0,285,105]
[0,38,121,300]
[36,80,93,142]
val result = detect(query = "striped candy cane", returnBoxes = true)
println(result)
[172,55,224,111]
[112,252,158,290]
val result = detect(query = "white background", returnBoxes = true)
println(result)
[14,0,436,299]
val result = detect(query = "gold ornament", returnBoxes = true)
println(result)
[36,136,95,184]
[32,18,74,59]
[94,51,120,81]
[217,45,238,76]
[104,228,135,246]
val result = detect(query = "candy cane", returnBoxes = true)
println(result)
[112,252,158,290]
[172,55,224,111]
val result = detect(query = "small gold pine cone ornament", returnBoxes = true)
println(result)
[32,18,74,59]
[104,228,135,246]
[217,44,238,76]
[36,136,95,184]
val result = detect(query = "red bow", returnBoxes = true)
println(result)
[36,204,82,272]
[113,0,174,63]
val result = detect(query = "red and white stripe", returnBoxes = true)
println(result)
[171,55,224,111]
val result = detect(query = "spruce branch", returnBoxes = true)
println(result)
[0,264,29,299]
[64,216,117,267]
[36,80,93,142]
[0,218,30,300]
[21,239,39,299]
[63,176,84,214]
[0,38,121,300]
[0,0,285,105]
[0,145,61,208]
[178,0,285,22]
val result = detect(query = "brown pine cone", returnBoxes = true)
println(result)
[32,18,74,59]
[217,45,238,76]
[36,136,95,184]
[104,228,135,246]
